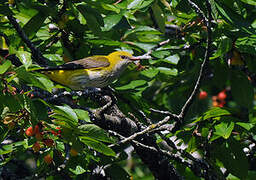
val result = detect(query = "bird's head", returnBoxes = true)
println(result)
[107,51,139,65]
[106,51,141,75]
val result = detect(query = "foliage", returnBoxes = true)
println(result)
[0,0,256,179]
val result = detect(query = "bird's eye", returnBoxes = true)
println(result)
[120,55,129,59]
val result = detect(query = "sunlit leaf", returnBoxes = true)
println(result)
[80,137,116,156]
[214,121,234,139]
[127,0,154,9]
[0,60,12,74]
[115,80,147,90]
[102,14,122,31]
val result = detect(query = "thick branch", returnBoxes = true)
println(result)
[7,15,48,66]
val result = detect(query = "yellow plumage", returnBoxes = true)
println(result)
[41,51,136,90]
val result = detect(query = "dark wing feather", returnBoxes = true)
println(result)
[39,56,110,71]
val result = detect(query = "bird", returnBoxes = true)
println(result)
[39,51,139,90]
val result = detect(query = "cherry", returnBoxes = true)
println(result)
[218,91,227,101]
[199,91,208,100]
[25,127,34,137]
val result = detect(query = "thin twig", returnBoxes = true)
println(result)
[150,108,178,117]
[108,130,193,169]
[187,0,208,23]
[178,0,212,120]
[108,130,155,151]
[113,0,122,5]
[115,116,171,145]
[138,110,152,125]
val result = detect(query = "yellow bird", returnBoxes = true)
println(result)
[40,51,139,90]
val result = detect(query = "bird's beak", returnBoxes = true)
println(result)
[129,56,140,61]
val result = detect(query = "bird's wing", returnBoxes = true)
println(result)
[40,56,110,71]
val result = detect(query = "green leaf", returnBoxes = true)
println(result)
[105,164,130,180]
[80,137,116,156]
[0,143,12,155]
[215,1,255,34]
[140,67,159,79]
[157,67,178,76]
[0,140,28,155]
[23,12,48,39]
[236,35,256,55]
[226,174,240,180]
[69,165,87,175]
[115,80,147,90]
[101,3,121,13]
[151,50,170,58]
[123,26,161,39]
[163,54,180,65]
[130,42,156,52]
[0,60,12,74]
[152,2,165,33]
[211,37,232,59]
[0,127,9,144]
[78,124,115,143]
[214,121,234,139]
[0,94,22,112]
[77,5,103,36]
[24,98,48,123]
[203,107,232,120]
[187,136,197,153]
[102,14,122,31]
[54,105,78,124]
[74,109,90,123]
[214,140,248,179]
[236,122,254,131]
[33,74,55,92]
[16,51,32,69]
[240,0,256,5]
[53,119,75,129]
[230,70,254,108]
[127,0,154,9]
[16,67,54,92]
[228,139,249,178]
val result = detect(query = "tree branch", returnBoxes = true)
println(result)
[178,0,212,120]
[187,0,208,23]
[7,15,48,66]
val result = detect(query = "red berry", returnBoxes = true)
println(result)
[25,126,34,136]
[218,91,227,101]
[51,127,61,136]
[44,154,53,164]
[32,142,40,152]
[51,130,58,136]
[43,139,54,147]
[218,101,226,108]
[199,91,208,100]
